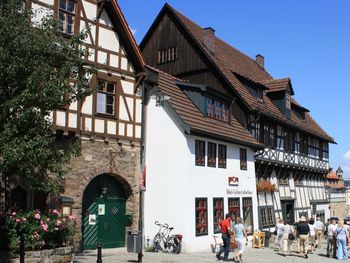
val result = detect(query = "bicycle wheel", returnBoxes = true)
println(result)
[166,236,180,254]
[152,234,162,252]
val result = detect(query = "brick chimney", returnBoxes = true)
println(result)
[203,27,215,54]
[255,54,264,68]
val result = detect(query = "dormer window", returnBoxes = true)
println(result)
[246,85,263,100]
[59,0,76,35]
[285,91,291,110]
[206,97,228,122]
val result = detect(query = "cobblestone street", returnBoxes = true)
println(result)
[73,241,344,263]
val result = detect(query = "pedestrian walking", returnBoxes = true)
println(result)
[308,218,316,253]
[335,220,349,260]
[281,219,294,257]
[314,216,324,249]
[326,219,337,257]
[273,218,284,251]
[296,216,310,258]
[232,217,248,263]
[216,213,231,261]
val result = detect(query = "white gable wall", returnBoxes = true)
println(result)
[144,98,258,252]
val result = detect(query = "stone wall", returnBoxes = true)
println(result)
[62,138,142,250]
[0,246,74,263]
[329,202,349,219]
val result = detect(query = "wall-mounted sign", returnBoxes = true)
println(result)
[98,204,105,215]
[228,176,239,186]
[226,189,253,195]
[89,214,96,225]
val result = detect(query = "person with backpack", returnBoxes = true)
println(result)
[296,216,310,258]
[281,219,294,257]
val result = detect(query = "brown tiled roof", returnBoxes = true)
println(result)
[326,171,341,180]
[262,78,293,94]
[146,66,263,149]
[166,4,334,143]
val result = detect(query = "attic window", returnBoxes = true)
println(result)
[285,91,291,110]
[206,97,228,122]
[246,85,263,100]
[158,47,177,64]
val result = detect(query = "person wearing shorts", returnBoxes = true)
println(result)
[232,217,248,263]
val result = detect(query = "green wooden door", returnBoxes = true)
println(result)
[82,174,127,250]
[97,197,126,248]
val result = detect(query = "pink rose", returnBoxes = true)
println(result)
[56,219,62,226]
[12,212,16,216]
[52,209,59,215]
[16,218,21,223]
[34,213,41,220]
[41,223,48,232]
[46,218,50,222]
[69,215,77,221]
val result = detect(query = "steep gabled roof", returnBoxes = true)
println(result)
[146,66,263,149]
[104,1,145,73]
[143,3,334,143]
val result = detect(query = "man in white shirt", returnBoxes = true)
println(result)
[315,217,325,249]
[326,219,337,257]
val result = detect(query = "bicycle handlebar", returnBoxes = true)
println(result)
[154,221,169,228]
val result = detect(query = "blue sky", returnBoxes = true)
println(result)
[118,0,350,177]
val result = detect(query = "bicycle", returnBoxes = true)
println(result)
[152,221,183,254]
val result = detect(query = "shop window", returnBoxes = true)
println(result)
[195,140,205,166]
[59,0,76,35]
[228,198,240,224]
[243,198,253,234]
[207,142,216,167]
[213,198,224,234]
[195,198,208,236]
[218,144,227,168]
[96,80,116,115]
[240,148,247,170]
[260,207,274,228]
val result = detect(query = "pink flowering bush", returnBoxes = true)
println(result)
[6,209,77,252]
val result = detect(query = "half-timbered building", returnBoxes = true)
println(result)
[10,0,145,250]
[140,3,335,231]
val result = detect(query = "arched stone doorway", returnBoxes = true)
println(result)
[82,173,131,249]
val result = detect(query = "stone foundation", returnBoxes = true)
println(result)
[0,246,74,263]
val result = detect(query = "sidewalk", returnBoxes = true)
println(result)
[73,243,341,263]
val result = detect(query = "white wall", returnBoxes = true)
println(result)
[144,98,258,252]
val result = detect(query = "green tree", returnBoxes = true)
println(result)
[0,0,94,208]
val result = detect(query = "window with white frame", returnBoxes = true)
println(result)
[59,0,76,35]
[96,80,115,115]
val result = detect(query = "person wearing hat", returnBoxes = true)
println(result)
[216,213,232,261]
[296,216,310,258]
